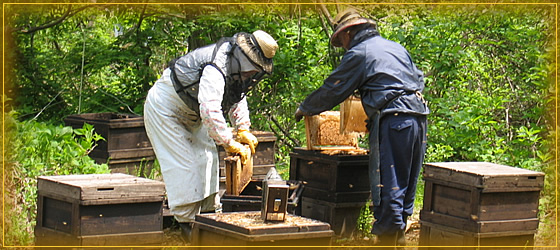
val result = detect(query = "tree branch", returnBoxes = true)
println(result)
[317,1,334,28]
[20,5,96,34]
[269,114,301,147]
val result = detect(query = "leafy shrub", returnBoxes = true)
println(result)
[4,111,109,246]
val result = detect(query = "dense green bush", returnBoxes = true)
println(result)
[3,111,109,246]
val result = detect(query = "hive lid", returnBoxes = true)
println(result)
[425,162,544,177]
[195,211,331,235]
[424,162,544,191]
[38,173,165,205]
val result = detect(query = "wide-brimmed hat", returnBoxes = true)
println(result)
[236,30,278,74]
[330,8,377,47]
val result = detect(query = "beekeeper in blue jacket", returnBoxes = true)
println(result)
[295,9,429,248]
[144,30,278,242]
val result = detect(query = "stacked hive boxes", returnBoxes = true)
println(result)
[290,148,371,236]
[64,113,155,176]
[419,162,544,249]
[35,174,165,246]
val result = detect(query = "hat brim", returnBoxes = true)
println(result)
[236,33,273,74]
[330,18,370,47]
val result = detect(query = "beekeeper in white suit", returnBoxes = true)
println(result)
[143,30,278,242]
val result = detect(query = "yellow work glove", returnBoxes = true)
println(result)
[236,129,258,154]
[224,140,251,165]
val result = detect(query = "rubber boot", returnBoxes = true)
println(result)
[179,222,193,244]
[374,231,398,250]
[396,229,407,250]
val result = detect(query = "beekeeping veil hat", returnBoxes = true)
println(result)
[330,8,377,47]
[235,30,278,74]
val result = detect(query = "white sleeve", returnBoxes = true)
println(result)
[228,97,251,131]
[198,65,233,146]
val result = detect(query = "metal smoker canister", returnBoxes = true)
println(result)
[261,168,289,222]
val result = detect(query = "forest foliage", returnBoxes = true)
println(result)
[2,2,557,246]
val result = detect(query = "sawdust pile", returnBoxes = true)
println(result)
[211,211,324,228]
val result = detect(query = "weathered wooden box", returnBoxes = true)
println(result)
[419,221,535,249]
[300,197,370,237]
[64,113,155,176]
[192,211,334,249]
[35,174,165,246]
[289,148,370,203]
[420,162,544,234]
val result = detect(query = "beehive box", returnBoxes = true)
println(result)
[421,162,544,234]
[289,148,370,203]
[419,221,535,249]
[35,174,165,246]
[300,197,371,237]
[64,113,155,176]
[192,211,334,249]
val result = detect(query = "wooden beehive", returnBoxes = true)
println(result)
[192,211,333,249]
[419,221,535,250]
[304,111,360,150]
[301,197,372,237]
[420,162,544,234]
[64,113,155,176]
[35,174,165,246]
[289,148,370,203]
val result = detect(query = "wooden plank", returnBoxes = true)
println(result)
[79,202,162,235]
[79,231,163,246]
[478,191,540,220]
[225,157,234,195]
[79,183,165,201]
[420,211,540,233]
[106,148,155,159]
[478,218,539,233]
[38,178,82,201]
[425,162,544,177]
[301,186,370,203]
[39,174,165,202]
[225,152,253,196]
[42,197,73,234]
[304,116,314,150]
[422,181,434,211]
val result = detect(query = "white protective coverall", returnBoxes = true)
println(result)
[144,41,253,223]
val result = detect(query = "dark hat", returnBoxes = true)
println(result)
[236,30,278,74]
[330,8,377,47]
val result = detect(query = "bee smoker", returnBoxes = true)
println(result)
[261,168,289,222]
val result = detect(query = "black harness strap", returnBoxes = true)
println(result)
[168,39,231,115]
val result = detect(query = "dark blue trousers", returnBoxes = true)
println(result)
[370,113,427,235]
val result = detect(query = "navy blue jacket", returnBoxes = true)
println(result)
[299,28,429,119]
[299,28,430,206]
